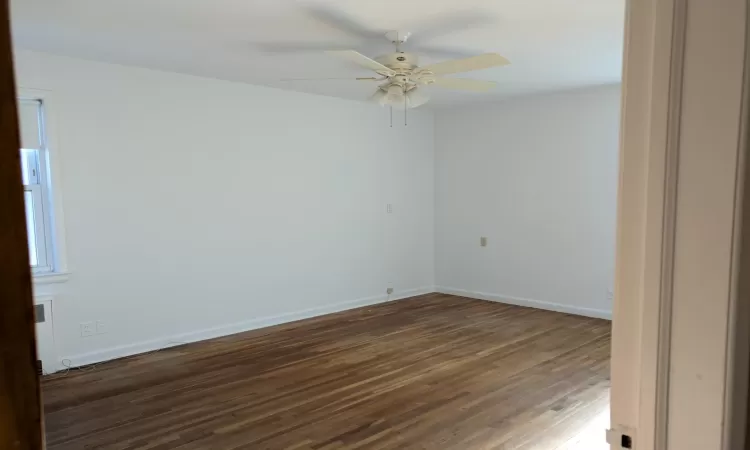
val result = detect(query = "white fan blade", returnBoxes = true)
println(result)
[280,77,380,81]
[370,88,388,106]
[325,50,395,75]
[305,6,381,40]
[432,77,497,92]
[420,53,509,76]
[406,88,431,108]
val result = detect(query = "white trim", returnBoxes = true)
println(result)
[17,87,70,275]
[33,295,54,304]
[723,2,750,447]
[55,286,434,372]
[434,286,612,320]
[633,0,749,447]
[633,0,687,448]
[32,272,70,285]
[609,0,683,446]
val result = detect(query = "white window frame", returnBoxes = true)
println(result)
[18,88,68,281]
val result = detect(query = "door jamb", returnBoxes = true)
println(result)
[0,0,44,448]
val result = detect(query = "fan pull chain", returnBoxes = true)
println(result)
[404,86,408,126]
[390,106,393,128]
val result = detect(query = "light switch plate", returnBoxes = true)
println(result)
[80,322,95,337]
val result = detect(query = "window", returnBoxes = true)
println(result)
[18,98,54,273]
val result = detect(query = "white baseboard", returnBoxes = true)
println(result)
[56,286,434,372]
[434,286,612,320]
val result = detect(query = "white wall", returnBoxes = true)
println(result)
[434,85,620,318]
[16,50,435,370]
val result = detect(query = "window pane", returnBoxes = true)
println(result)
[19,99,42,149]
[24,190,38,266]
[19,148,38,185]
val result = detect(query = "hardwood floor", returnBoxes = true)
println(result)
[42,293,611,450]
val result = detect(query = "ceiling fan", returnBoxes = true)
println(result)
[313,31,510,109]
[266,7,509,109]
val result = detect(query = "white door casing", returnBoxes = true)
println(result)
[612,0,749,449]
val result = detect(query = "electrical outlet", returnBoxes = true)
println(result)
[386,287,394,295]
[480,237,488,247]
[80,322,95,337]
[386,204,393,214]
[607,288,614,301]
[96,321,108,335]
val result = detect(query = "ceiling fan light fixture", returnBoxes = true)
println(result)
[385,84,405,104]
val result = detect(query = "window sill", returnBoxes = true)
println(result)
[33,272,70,285]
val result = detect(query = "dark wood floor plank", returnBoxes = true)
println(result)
[42,293,611,449]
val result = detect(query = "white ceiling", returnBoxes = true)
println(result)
[10,0,625,107]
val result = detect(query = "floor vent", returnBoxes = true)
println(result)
[34,298,55,375]
[35,303,45,323]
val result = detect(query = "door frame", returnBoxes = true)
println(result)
[0,0,44,449]
[612,0,750,449]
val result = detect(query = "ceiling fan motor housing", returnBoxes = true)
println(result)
[375,52,419,71]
